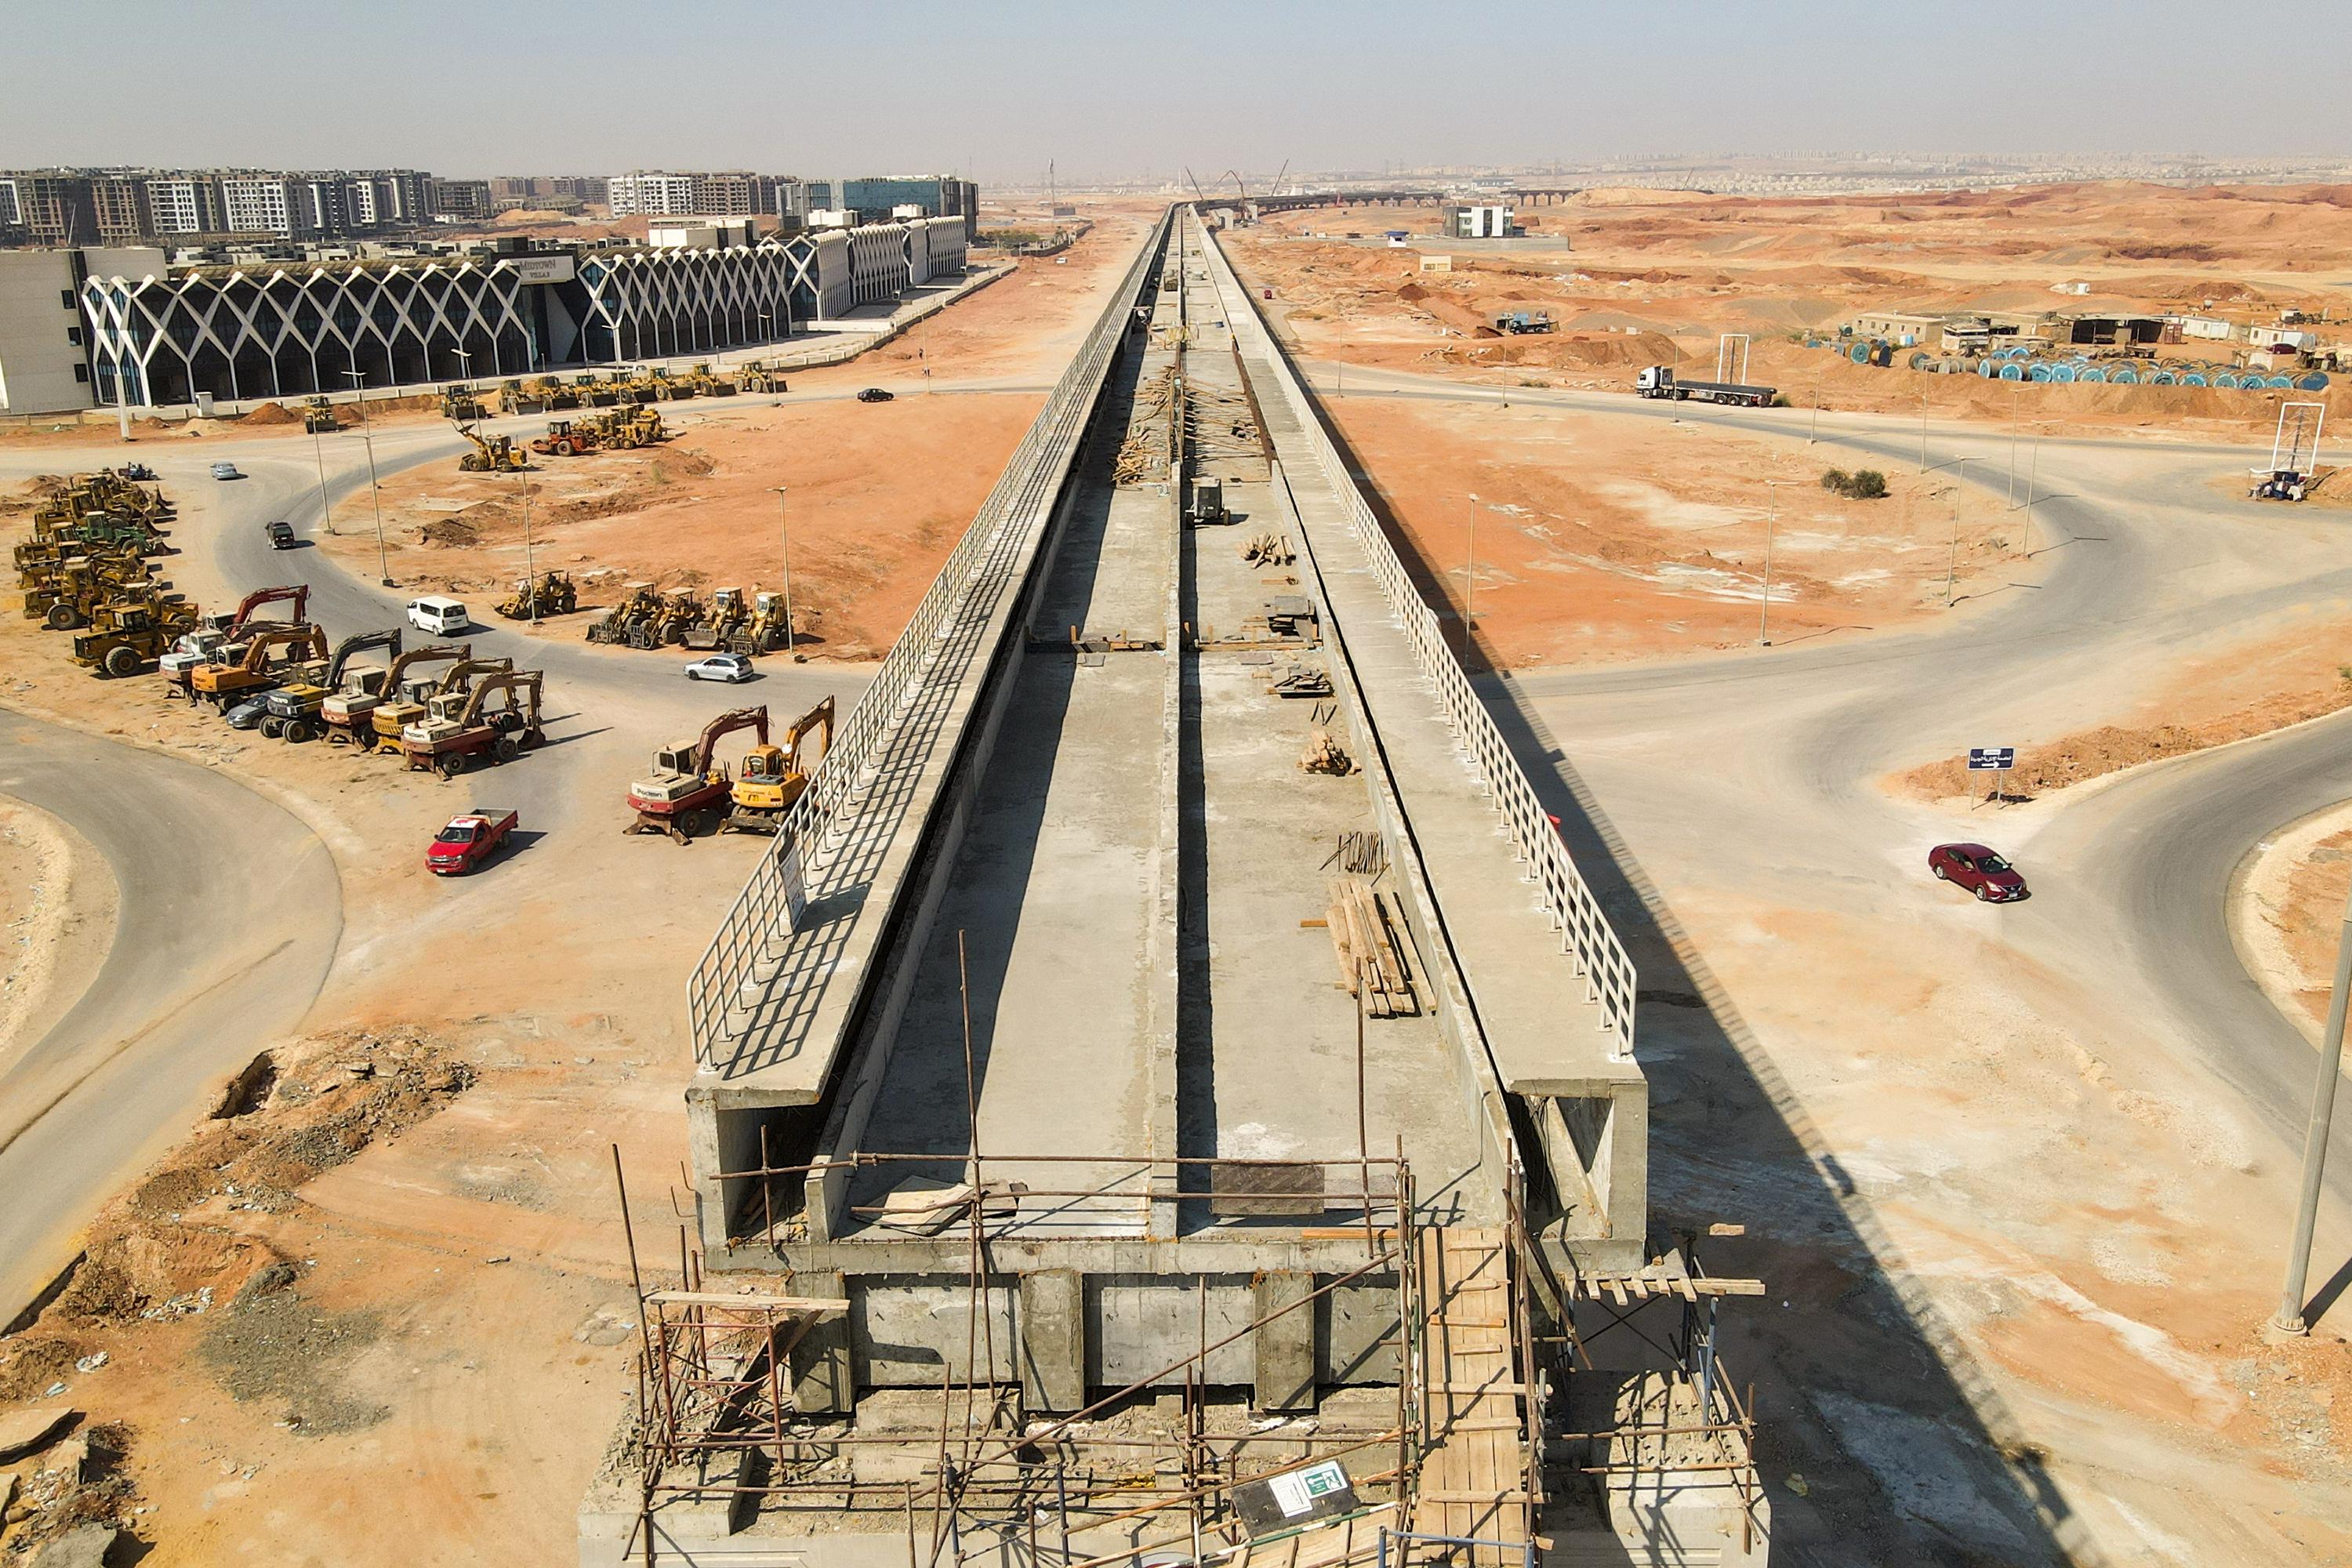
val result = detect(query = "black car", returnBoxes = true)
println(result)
[265,521,297,549]
[857,387,894,403]
[223,696,272,729]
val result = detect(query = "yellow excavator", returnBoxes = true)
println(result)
[371,654,513,754]
[722,696,833,835]
[456,421,530,472]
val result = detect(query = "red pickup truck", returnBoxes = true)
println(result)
[426,809,517,876]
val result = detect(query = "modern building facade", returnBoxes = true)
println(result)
[74,216,971,408]
[0,249,93,412]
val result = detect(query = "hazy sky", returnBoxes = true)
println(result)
[6,0,2348,183]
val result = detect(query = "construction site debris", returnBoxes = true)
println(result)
[1269,663,1332,698]
[1240,531,1295,566]
[1326,878,1421,1017]
[1300,730,1354,775]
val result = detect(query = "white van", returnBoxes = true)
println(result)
[405,595,470,635]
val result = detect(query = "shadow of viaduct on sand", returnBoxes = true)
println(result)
[1298,384,2093,1567]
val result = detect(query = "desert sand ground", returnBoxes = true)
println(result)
[6,190,2352,1566]
[0,210,1152,1566]
[1231,182,2352,434]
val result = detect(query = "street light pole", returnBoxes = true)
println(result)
[773,486,795,657]
[343,368,393,586]
[1944,458,1969,605]
[1463,491,1479,644]
[2274,881,2352,1335]
[2006,378,2022,507]
[517,463,539,622]
[310,423,332,535]
[1759,480,1780,645]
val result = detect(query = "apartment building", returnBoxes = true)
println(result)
[608,172,699,217]
[219,176,300,235]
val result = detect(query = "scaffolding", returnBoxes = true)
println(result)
[608,1138,1764,1568]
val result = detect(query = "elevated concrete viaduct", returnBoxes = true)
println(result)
[583,209,1766,1568]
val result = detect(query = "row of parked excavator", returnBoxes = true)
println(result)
[584,583,789,654]
[498,362,754,416]
[625,699,833,844]
[155,583,549,778]
[13,470,201,677]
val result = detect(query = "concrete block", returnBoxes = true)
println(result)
[789,1269,854,1414]
[1254,1272,1317,1412]
[0,1406,75,1461]
[1019,1269,1087,1411]
[31,1526,115,1568]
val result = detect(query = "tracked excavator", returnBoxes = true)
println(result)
[324,641,464,746]
[371,654,512,754]
[261,627,403,742]
[401,670,547,779]
[720,696,833,836]
[626,706,769,844]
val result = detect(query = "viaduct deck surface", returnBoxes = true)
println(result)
[840,219,1494,1239]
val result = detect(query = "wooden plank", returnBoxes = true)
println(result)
[646,1291,850,1314]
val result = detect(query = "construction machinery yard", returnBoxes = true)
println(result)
[9,158,2352,1568]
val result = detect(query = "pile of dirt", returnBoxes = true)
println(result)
[241,401,299,426]
[542,483,667,530]
[1898,683,2352,800]
[13,1027,471,1340]
[651,447,717,481]
[415,517,481,550]
[0,1335,87,1403]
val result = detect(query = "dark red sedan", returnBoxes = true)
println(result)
[1929,843,2028,903]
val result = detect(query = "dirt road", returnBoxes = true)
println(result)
[0,710,341,1327]
[1489,405,2352,1561]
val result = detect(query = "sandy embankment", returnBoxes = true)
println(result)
[0,795,118,1073]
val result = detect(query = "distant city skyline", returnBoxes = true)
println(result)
[7,0,2348,184]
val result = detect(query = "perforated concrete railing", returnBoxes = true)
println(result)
[1199,216,1636,1059]
[688,212,1173,1069]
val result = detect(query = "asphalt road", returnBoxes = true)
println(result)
[0,387,898,1327]
[1351,362,2352,1226]
[0,709,341,1323]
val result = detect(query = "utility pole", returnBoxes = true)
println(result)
[1758,481,1780,645]
[1918,394,1930,473]
[2274,881,2352,1335]
[343,369,393,586]
[1943,458,1969,605]
[773,486,796,657]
